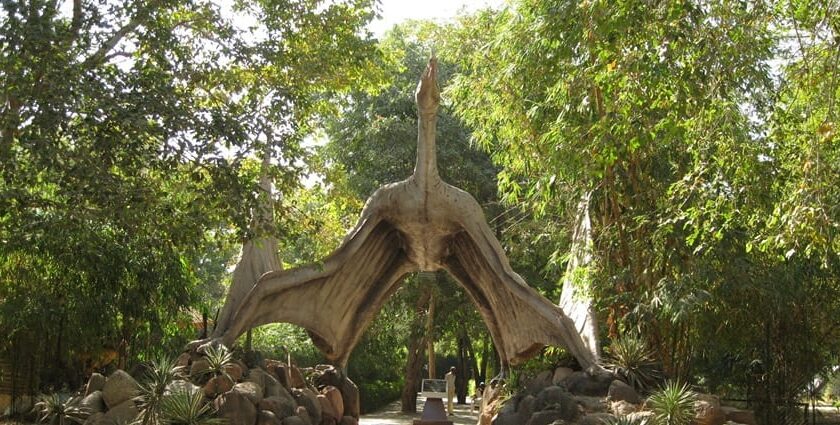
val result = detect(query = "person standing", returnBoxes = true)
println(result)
[445,366,456,416]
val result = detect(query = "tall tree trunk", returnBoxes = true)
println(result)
[424,273,436,378]
[401,286,432,413]
[456,332,468,404]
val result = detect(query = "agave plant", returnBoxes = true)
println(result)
[158,388,225,425]
[134,355,186,425]
[647,381,695,425]
[34,393,89,425]
[199,345,234,379]
[603,334,663,393]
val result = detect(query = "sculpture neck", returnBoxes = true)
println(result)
[414,112,439,186]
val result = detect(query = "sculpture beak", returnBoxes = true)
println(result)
[416,55,441,115]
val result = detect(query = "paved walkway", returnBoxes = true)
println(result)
[360,396,479,425]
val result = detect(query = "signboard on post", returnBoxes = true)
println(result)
[420,378,448,399]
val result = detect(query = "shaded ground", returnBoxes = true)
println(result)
[360,395,479,425]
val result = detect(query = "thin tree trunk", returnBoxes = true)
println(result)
[456,332,468,404]
[401,286,432,413]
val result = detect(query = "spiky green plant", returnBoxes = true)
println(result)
[158,388,225,425]
[200,345,234,379]
[602,416,649,425]
[648,381,696,425]
[603,334,663,393]
[134,355,186,425]
[34,393,89,425]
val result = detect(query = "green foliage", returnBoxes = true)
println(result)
[34,393,89,425]
[602,416,649,425]
[201,345,234,378]
[157,388,224,425]
[604,334,663,393]
[135,356,186,425]
[358,379,403,414]
[648,381,695,425]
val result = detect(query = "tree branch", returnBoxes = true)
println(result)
[82,11,149,68]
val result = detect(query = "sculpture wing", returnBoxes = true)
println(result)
[443,217,602,370]
[220,216,415,366]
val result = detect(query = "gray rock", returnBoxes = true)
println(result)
[694,393,726,425]
[552,367,574,386]
[492,408,523,425]
[215,389,257,425]
[190,358,210,378]
[295,406,312,425]
[562,371,613,396]
[292,388,322,425]
[577,413,616,425]
[85,373,106,396]
[608,380,642,404]
[236,381,265,405]
[535,386,578,420]
[518,394,536,418]
[526,410,568,425]
[319,394,339,422]
[575,395,607,413]
[323,385,344,419]
[102,370,139,409]
[339,377,360,418]
[166,379,200,395]
[283,416,306,425]
[80,390,106,414]
[258,396,297,420]
[258,410,283,425]
[103,400,139,424]
[610,400,638,416]
[526,370,555,395]
[249,367,289,400]
[83,412,106,425]
[339,416,358,425]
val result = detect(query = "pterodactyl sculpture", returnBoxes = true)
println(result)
[201,57,603,373]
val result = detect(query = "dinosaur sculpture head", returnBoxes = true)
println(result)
[415,55,440,116]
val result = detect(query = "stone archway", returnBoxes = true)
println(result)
[202,57,603,373]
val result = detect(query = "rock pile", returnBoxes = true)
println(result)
[79,351,359,425]
[480,366,757,425]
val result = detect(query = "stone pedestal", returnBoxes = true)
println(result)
[413,398,453,425]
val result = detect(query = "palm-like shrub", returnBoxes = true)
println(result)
[603,334,662,393]
[158,388,225,425]
[34,393,89,425]
[200,345,234,379]
[648,381,695,425]
[135,356,185,425]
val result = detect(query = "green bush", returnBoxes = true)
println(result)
[603,334,663,393]
[358,379,403,414]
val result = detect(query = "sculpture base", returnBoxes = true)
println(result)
[413,397,453,425]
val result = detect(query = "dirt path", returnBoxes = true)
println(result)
[360,395,479,425]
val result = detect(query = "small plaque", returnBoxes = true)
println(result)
[420,378,448,398]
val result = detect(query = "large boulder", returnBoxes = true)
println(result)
[561,371,613,396]
[526,409,569,425]
[166,379,200,395]
[290,366,307,389]
[578,413,617,425]
[607,380,642,404]
[203,374,234,398]
[339,377,360,418]
[215,389,257,425]
[258,410,283,425]
[85,373,106,396]
[83,412,106,425]
[282,416,306,425]
[517,395,536,419]
[249,368,289,400]
[225,363,244,382]
[175,352,191,368]
[295,406,313,425]
[339,416,358,425]
[103,400,139,424]
[102,370,139,409]
[258,396,297,420]
[552,367,574,386]
[236,381,265,405]
[526,370,555,395]
[292,388,322,425]
[80,390,106,414]
[575,395,607,413]
[694,393,726,425]
[323,386,344,419]
[318,394,339,422]
[722,407,757,425]
[189,358,211,378]
[534,386,578,420]
[610,400,638,416]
